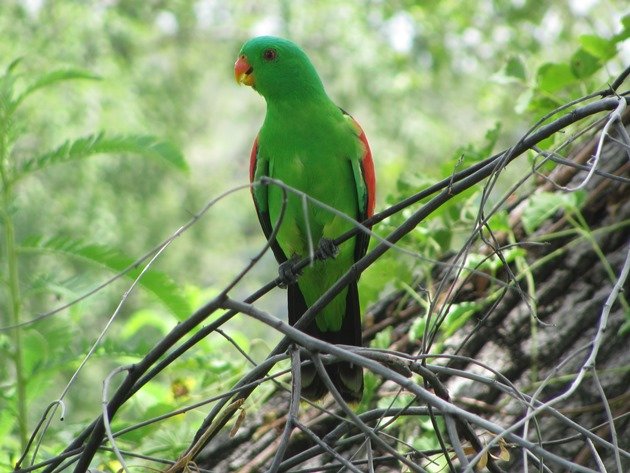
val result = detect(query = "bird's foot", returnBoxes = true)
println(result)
[315,238,339,261]
[278,255,302,288]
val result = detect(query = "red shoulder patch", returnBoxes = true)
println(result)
[352,119,376,218]
[249,135,259,183]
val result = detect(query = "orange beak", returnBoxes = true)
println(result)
[234,55,254,86]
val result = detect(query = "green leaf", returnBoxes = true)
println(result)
[579,35,617,60]
[521,191,586,234]
[537,63,575,93]
[0,409,18,449]
[570,48,602,79]
[409,315,426,341]
[613,14,630,43]
[371,326,393,349]
[15,68,100,107]
[121,309,174,340]
[6,57,24,74]
[21,236,191,318]
[505,56,526,80]
[19,132,188,176]
[486,209,510,233]
[442,301,480,337]
[515,88,533,114]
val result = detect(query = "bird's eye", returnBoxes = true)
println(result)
[262,48,277,61]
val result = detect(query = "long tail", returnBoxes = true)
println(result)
[288,281,363,403]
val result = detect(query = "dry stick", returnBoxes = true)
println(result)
[586,437,607,473]
[187,97,623,456]
[266,346,301,473]
[293,420,364,473]
[412,361,500,472]
[277,407,432,471]
[591,367,623,473]
[443,414,468,469]
[116,356,290,436]
[519,227,630,470]
[13,401,65,470]
[222,298,597,473]
[604,67,630,94]
[280,349,630,471]
[55,298,226,472]
[442,133,590,356]
[542,413,630,448]
[13,448,83,473]
[165,399,244,473]
[309,354,428,473]
[615,120,630,160]
[102,365,133,473]
[427,363,628,459]
[524,450,554,473]
[424,391,457,473]
[302,344,628,463]
[427,142,571,466]
[288,455,423,473]
[96,447,213,472]
[561,98,626,191]
[538,149,630,184]
[336,100,625,470]
[40,97,622,473]
[441,89,628,346]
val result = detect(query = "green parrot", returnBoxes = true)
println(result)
[235,36,375,402]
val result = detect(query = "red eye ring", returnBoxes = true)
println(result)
[262,48,277,61]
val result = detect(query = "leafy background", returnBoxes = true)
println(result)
[0,0,628,469]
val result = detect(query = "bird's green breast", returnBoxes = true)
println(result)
[260,102,360,255]
[258,100,362,331]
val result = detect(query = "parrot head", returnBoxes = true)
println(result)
[234,36,326,101]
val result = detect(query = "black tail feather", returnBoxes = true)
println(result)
[287,281,363,403]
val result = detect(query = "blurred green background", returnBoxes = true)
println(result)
[0,0,627,468]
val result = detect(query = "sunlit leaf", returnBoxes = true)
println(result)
[537,63,575,93]
[579,34,617,60]
[614,14,630,43]
[121,309,174,343]
[442,301,481,337]
[515,88,533,114]
[6,57,24,74]
[570,48,602,79]
[521,191,585,234]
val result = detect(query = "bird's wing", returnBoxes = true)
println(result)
[342,111,375,262]
[249,135,288,264]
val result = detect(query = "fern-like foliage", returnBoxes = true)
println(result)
[21,236,191,319]
[18,132,188,177]
[14,68,100,107]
